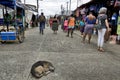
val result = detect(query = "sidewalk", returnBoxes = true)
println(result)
[74,30,120,54]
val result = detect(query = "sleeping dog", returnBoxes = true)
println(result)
[30,61,55,78]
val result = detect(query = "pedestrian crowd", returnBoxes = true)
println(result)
[38,7,120,52]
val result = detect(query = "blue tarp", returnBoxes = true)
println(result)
[0,0,24,9]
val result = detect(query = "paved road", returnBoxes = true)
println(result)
[0,26,120,80]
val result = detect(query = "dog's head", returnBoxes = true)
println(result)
[49,65,55,72]
[43,62,55,72]
[44,62,55,72]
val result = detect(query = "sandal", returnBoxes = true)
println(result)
[97,47,100,51]
[97,48,100,51]
[99,48,104,52]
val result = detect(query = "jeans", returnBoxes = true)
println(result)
[39,22,45,34]
[98,28,106,47]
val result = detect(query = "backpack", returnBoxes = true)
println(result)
[39,15,45,22]
[95,16,103,30]
[79,21,85,27]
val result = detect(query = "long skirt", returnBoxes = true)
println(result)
[52,23,58,31]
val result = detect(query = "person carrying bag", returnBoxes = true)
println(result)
[96,7,110,52]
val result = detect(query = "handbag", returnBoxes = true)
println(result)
[94,24,102,30]
[95,17,103,30]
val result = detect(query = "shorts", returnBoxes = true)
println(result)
[68,26,74,29]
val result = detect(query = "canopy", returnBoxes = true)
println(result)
[0,0,24,9]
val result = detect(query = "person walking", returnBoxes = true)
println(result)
[96,7,110,52]
[49,16,53,28]
[111,12,118,35]
[82,11,96,43]
[63,17,68,32]
[66,14,75,38]
[4,11,11,31]
[38,12,46,35]
[79,18,85,35]
[52,15,59,34]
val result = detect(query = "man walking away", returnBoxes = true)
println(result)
[38,12,46,35]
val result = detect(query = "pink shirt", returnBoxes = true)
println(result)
[64,20,68,26]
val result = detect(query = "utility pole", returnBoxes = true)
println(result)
[24,0,26,25]
[24,0,26,16]
[37,0,39,14]
[24,0,26,37]
[66,1,68,15]
[77,0,78,8]
[37,0,43,14]
[61,4,63,15]
[69,0,71,15]
[24,0,25,5]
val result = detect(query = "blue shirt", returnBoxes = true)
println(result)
[85,17,96,24]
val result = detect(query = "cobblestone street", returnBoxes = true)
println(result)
[0,26,120,80]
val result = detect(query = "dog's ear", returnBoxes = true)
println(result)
[49,66,55,72]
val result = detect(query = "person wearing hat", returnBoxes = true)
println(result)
[96,7,110,52]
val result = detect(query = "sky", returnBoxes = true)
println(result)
[21,0,90,16]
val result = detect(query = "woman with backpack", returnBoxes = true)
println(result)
[96,7,110,52]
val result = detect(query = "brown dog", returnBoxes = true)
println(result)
[30,61,55,78]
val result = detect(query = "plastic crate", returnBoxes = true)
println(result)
[0,32,16,40]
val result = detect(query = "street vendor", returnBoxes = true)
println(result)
[12,10,22,27]
[4,11,11,31]
[16,10,22,25]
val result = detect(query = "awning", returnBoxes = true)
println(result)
[0,0,24,9]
